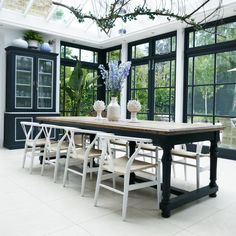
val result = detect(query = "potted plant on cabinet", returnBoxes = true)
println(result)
[23,30,44,49]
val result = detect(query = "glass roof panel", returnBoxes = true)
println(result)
[3,0,30,13]
[29,0,52,17]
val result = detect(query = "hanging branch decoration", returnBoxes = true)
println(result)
[52,0,223,35]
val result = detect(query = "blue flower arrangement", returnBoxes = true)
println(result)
[98,60,131,97]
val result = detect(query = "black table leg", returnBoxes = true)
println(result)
[129,141,136,184]
[209,138,218,197]
[160,146,172,218]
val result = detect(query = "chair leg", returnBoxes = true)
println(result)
[53,153,61,183]
[63,155,70,187]
[184,158,187,181]
[172,163,176,178]
[90,159,93,180]
[156,163,161,209]
[41,149,47,176]
[29,146,36,174]
[22,145,28,168]
[122,176,130,221]
[94,168,103,206]
[196,157,200,189]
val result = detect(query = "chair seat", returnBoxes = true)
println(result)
[171,149,198,159]
[70,148,102,160]
[47,141,69,152]
[102,156,157,175]
[110,139,127,146]
[140,143,161,152]
[26,138,47,147]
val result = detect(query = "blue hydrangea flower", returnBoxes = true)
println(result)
[98,60,131,95]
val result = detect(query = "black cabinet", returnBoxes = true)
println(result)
[4,46,59,149]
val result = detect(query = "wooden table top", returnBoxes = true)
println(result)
[37,116,224,136]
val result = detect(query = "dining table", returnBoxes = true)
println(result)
[37,116,223,218]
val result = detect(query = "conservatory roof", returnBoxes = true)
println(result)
[0,0,236,48]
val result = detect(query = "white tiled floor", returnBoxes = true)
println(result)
[0,148,236,236]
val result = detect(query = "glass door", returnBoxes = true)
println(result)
[130,62,150,120]
[37,59,53,109]
[15,55,33,109]
[154,60,176,121]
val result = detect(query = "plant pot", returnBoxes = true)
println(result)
[28,40,39,49]
[107,97,121,121]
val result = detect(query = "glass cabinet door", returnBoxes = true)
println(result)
[37,59,53,109]
[15,56,33,109]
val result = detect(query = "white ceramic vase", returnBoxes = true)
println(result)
[40,42,51,52]
[107,97,121,121]
[12,38,28,48]
[93,100,105,120]
[127,100,141,122]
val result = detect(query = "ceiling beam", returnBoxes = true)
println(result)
[0,0,5,10]
[23,0,35,16]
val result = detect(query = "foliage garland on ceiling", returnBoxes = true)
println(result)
[52,0,223,35]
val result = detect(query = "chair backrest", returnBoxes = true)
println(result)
[62,126,103,159]
[20,121,44,145]
[98,133,152,172]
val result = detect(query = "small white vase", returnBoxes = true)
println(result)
[107,97,121,121]
[127,100,141,122]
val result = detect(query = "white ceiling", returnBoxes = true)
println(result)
[0,0,236,48]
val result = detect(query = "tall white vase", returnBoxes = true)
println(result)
[107,97,121,121]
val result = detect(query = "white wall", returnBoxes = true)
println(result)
[0,28,22,147]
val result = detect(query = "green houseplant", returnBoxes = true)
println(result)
[23,30,44,49]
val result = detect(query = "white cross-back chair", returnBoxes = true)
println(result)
[40,124,71,182]
[171,142,210,189]
[94,133,161,221]
[63,127,102,196]
[21,121,46,174]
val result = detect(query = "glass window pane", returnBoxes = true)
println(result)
[155,38,171,55]
[215,84,236,116]
[187,87,192,115]
[134,89,148,113]
[193,86,214,115]
[131,64,149,89]
[65,47,80,60]
[171,36,176,52]
[171,60,176,87]
[194,54,214,85]
[217,22,236,43]
[137,113,148,120]
[195,27,215,47]
[188,57,193,85]
[193,116,213,123]
[189,32,194,48]
[170,88,175,114]
[80,68,97,115]
[132,43,149,59]
[155,88,170,114]
[60,45,65,58]
[216,51,236,83]
[155,61,171,87]
[81,49,94,62]
[218,117,236,149]
[106,49,121,62]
